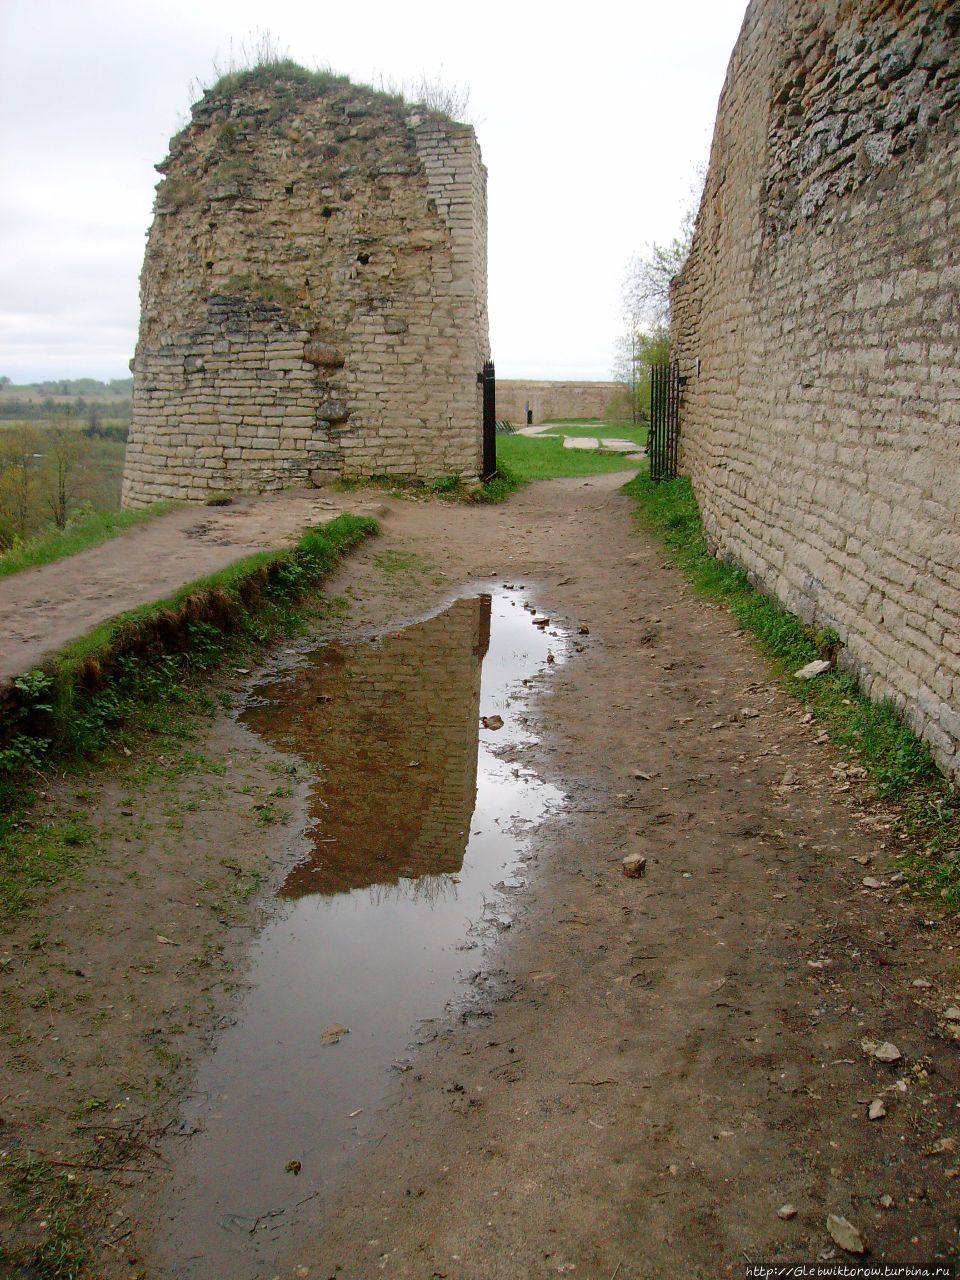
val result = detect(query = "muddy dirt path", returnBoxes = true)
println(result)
[0,488,385,683]
[2,474,957,1278]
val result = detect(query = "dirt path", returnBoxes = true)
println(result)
[1,475,957,1278]
[0,488,385,683]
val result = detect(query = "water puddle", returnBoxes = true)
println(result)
[155,587,565,1278]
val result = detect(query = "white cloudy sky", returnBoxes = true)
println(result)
[0,0,746,384]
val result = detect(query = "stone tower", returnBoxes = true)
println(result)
[122,68,489,506]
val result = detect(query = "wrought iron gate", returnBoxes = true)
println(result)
[648,361,681,481]
[481,359,496,481]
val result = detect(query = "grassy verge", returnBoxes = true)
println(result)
[334,468,524,503]
[496,433,643,482]
[0,514,376,826]
[625,473,959,906]
[0,504,178,580]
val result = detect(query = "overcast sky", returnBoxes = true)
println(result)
[0,0,746,384]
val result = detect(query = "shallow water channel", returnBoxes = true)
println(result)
[155,586,566,1278]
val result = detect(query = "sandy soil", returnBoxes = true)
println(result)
[1,474,958,1278]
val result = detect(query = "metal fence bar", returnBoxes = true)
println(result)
[648,361,680,482]
[481,359,496,481]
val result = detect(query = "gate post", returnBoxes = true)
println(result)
[481,359,496,481]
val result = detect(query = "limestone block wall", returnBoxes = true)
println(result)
[496,380,622,425]
[122,74,489,506]
[672,0,960,777]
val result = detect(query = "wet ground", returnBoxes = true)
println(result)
[152,589,566,1278]
[1,474,957,1278]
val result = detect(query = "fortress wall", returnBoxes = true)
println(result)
[672,0,960,777]
[496,380,622,426]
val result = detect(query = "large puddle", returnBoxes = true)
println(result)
[155,587,565,1278]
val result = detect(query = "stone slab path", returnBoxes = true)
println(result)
[0,489,385,683]
[518,421,646,459]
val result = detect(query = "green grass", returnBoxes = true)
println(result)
[626,473,959,906]
[208,59,355,99]
[0,504,176,580]
[0,515,377,825]
[497,432,644,482]
[334,468,523,504]
[0,1151,92,1279]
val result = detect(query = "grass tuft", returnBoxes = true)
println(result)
[0,1152,91,1278]
[625,473,959,907]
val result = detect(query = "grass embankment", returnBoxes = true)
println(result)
[626,473,959,906]
[0,504,176,580]
[0,514,377,911]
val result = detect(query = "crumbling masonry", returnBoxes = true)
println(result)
[122,72,489,506]
[672,0,960,777]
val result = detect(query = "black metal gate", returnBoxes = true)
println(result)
[481,359,496,481]
[648,361,681,481]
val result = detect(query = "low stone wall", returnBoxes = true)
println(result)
[496,380,622,426]
[672,0,960,777]
[123,74,489,506]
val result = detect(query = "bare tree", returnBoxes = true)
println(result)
[44,421,81,530]
[622,167,705,330]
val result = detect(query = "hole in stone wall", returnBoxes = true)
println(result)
[356,253,370,265]
[321,206,334,219]
[285,184,294,195]
[426,198,438,215]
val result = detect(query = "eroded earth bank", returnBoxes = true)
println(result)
[2,474,958,1278]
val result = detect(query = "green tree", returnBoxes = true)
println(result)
[44,422,81,530]
[0,427,41,543]
[611,325,670,422]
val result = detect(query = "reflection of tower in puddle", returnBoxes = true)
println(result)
[242,595,491,897]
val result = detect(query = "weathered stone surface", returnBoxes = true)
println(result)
[123,74,489,507]
[303,342,346,368]
[318,399,349,424]
[672,0,960,779]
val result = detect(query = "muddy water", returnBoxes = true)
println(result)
[154,588,565,1278]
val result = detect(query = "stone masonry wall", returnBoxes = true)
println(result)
[496,380,622,426]
[672,0,960,778]
[122,74,489,505]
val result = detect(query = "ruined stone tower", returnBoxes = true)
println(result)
[122,69,489,506]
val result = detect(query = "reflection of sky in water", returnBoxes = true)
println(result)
[156,589,565,1280]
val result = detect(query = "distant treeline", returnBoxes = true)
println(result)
[0,398,131,431]
[0,376,133,396]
